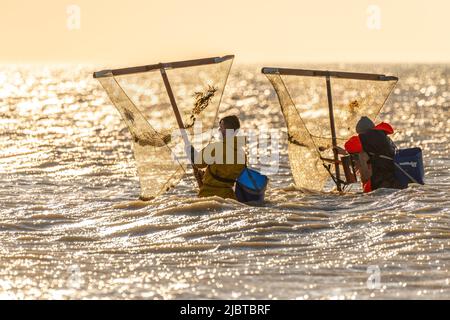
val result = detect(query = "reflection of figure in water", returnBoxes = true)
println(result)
[187,115,246,200]
[335,116,403,192]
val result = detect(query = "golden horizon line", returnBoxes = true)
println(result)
[1,57,449,66]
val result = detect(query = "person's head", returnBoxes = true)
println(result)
[356,116,375,134]
[219,115,240,138]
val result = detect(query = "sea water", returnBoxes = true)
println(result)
[0,64,448,299]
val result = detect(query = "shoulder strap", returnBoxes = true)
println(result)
[367,152,393,161]
[393,162,419,184]
[207,166,236,184]
[378,154,394,161]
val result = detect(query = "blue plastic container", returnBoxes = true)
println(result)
[235,168,268,204]
[394,147,425,187]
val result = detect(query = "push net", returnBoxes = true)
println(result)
[263,68,397,191]
[94,56,234,199]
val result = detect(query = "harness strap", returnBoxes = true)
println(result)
[369,153,419,184]
[393,162,419,184]
[207,166,236,184]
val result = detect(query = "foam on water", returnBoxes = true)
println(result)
[0,64,449,299]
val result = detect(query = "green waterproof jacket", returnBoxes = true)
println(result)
[194,136,246,200]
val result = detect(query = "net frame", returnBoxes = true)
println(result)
[94,55,234,199]
[94,55,234,79]
[262,67,398,192]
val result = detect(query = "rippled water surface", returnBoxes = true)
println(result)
[0,64,449,299]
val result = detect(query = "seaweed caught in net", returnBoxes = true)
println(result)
[185,85,218,129]
[264,69,397,191]
[95,56,233,199]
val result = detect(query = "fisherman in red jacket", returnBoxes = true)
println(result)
[338,116,403,193]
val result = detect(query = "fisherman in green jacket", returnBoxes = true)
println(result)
[188,115,246,200]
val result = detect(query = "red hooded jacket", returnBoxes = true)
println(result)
[344,122,394,192]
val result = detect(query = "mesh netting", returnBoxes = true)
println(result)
[97,57,233,199]
[265,71,397,191]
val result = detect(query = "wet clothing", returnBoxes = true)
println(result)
[344,122,402,192]
[192,136,246,200]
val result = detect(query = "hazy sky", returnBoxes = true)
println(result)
[1,0,449,65]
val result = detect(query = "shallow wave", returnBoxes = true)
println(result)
[0,65,448,299]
